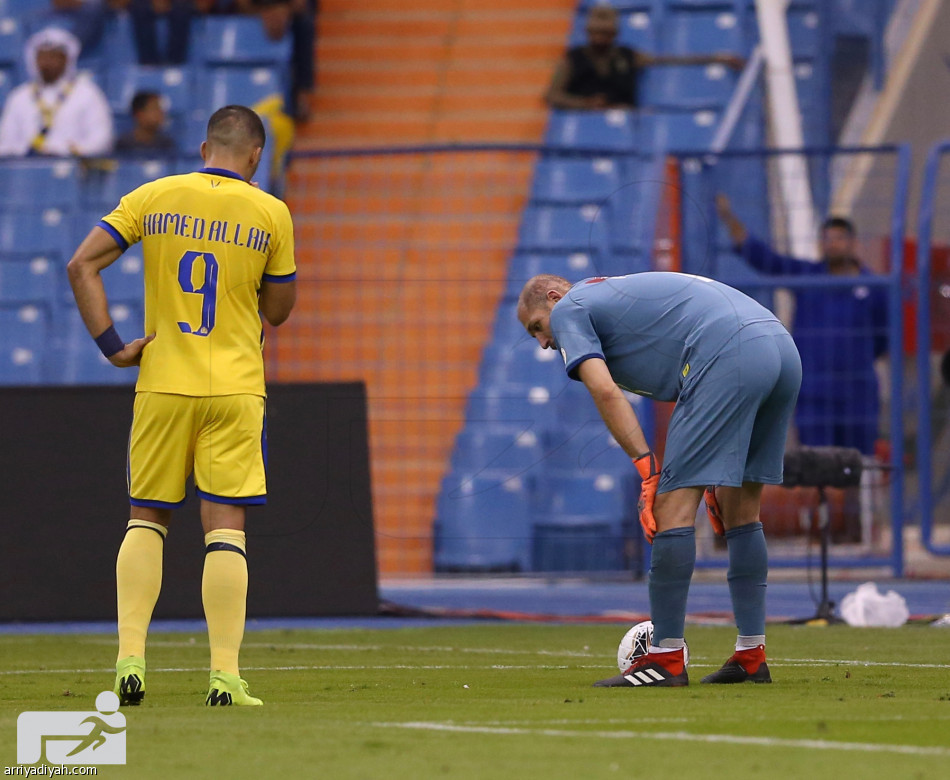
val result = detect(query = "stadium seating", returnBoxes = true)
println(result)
[645,109,720,152]
[0,64,13,104]
[0,10,22,68]
[450,427,545,475]
[106,64,195,119]
[199,16,292,68]
[531,519,622,571]
[465,382,559,431]
[0,208,71,259]
[0,255,57,309]
[639,63,738,110]
[198,66,284,113]
[433,473,533,571]
[531,155,623,205]
[0,160,80,210]
[504,250,599,300]
[518,204,610,254]
[85,160,170,210]
[0,304,48,385]
[661,5,745,56]
[545,109,640,152]
[478,339,567,388]
[53,305,140,385]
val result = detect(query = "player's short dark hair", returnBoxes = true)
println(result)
[821,216,856,236]
[130,90,160,115]
[206,105,266,150]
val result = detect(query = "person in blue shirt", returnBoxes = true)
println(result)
[716,194,889,457]
[518,272,801,687]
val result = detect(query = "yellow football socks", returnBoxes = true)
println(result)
[116,519,167,662]
[202,529,248,676]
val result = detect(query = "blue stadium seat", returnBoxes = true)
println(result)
[639,63,738,110]
[785,3,821,59]
[0,256,57,307]
[645,109,720,152]
[518,204,610,254]
[0,160,80,209]
[0,208,72,258]
[531,520,622,572]
[531,156,623,205]
[53,305,141,385]
[451,427,545,474]
[199,16,292,67]
[662,7,745,56]
[534,472,629,530]
[0,12,23,67]
[106,65,194,118]
[86,159,170,209]
[543,419,633,475]
[479,339,568,389]
[198,66,284,112]
[466,381,558,430]
[545,110,640,152]
[433,472,532,571]
[0,303,48,385]
[99,11,137,67]
[504,250,600,300]
[607,159,665,252]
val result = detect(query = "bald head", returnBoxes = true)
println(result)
[206,105,266,153]
[518,274,572,317]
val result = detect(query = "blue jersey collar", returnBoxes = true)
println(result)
[199,166,245,182]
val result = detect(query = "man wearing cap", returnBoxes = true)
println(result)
[0,27,113,157]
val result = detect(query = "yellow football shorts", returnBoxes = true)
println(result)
[128,392,267,508]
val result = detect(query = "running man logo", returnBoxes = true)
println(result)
[17,691,126,765]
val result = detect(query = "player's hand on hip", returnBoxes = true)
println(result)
[108,333,155,368]
[633,451,660,543]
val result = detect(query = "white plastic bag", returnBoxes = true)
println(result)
[840,582,909,627]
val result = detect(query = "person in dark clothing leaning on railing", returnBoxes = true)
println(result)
[716,193,889,458]
[545,5,743,110]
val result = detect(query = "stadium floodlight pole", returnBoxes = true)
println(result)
[754,0,819,261]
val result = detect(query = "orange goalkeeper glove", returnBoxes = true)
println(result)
[704,486,725,537]
[633,452,660,544]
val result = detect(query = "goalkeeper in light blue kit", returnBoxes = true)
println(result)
[517,272,802,687]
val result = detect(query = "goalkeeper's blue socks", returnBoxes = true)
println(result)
[648,526,696,647]
[725,521,768,638]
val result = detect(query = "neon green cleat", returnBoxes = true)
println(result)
[114,656,146,706]
[205,671,263,706]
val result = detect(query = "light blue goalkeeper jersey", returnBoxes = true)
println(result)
[549,272,782,401]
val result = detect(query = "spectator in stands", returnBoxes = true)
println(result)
[114,90,177,156]
[229,0,316,120]
[0,27,113,157]
[716,193,889,457]
[106,0,196,65]
[546,5,743,110]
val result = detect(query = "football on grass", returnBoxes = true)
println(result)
[616,620,653,671]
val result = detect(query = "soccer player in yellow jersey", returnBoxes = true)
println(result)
[67,105,296,707]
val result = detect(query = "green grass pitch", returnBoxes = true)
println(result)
[1,623,948,779]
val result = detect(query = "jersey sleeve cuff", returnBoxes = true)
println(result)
[262,271,296,283]
[96,219,129,252]
[565,352,606,380]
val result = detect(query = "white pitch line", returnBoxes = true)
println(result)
[0,663,595,676]
[773,658,950,670]
[372,722,950,758]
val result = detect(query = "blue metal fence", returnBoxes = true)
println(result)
[912,140,950,555]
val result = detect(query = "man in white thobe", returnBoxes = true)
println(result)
[0,27,113,157]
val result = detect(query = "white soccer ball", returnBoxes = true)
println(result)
[617,620,653,671]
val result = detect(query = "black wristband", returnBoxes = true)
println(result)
[94,325,124,358]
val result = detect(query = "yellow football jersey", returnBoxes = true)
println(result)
[99,167,296,397]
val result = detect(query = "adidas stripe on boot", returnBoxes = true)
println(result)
[593,648,688,688]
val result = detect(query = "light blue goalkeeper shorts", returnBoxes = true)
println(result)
[658,320,802,492]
